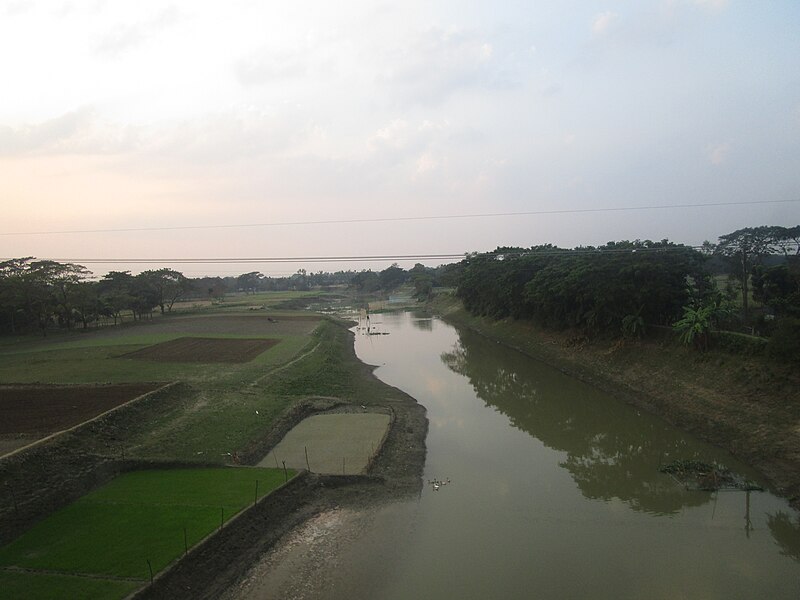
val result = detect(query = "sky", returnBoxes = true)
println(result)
[1,0,799,278]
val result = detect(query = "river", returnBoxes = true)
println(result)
[235,310,800,599]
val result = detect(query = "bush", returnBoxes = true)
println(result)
[766,318,800,363]
[714,331,768,356]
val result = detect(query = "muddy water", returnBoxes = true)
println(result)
[235,311,800,599]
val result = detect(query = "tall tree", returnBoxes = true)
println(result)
[140,269,191,314]
[715,226,785,317]
[97,271,136,324]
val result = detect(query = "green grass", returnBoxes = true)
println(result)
[0,468,293,598]
[0,571,140,600]
[0,333,311,385]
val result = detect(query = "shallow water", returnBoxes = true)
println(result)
[234,310,800,599]
[349,311,800,599]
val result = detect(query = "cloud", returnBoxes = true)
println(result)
[367,118,449,159]
[705,142,731,165]
[592,11,617,36]
[692,0,729,13]
[415,152,440,176]
[377,27,521,105]
[4,0,33,16]
[93,6,180,56]
[0,108,109,155]
[235,48,309,85]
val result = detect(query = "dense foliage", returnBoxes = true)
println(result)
[0,260,193,334]
[456,241,706,336]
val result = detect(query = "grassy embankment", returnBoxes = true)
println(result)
[0,468,293,599]
[431,292,800,507]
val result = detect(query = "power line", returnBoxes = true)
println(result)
[1,199,797,237]
[35,253,468,265]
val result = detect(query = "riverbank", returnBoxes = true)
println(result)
[430,293,800,510]
[132,319,428,599]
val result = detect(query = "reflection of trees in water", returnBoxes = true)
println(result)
[441,328,711,516]
[411,318,433,332]
[767,512,800,561]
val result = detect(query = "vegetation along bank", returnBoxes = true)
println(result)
[426,227,799,509]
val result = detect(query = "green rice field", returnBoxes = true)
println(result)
[0,467,294,599]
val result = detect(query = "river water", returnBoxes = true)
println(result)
[353,311,800,599]
[233,310,800,599]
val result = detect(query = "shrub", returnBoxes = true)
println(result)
[766,318,800,363]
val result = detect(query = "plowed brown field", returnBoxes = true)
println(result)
[0,383,161,434]
[123,337,277,363]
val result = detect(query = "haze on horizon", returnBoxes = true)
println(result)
[1,0,798,278]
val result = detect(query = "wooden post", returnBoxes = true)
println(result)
[282,461,288,482]
[6,483,18,517]
[147,559,153,585]
[254,480,259,506]
[304,446,310,471]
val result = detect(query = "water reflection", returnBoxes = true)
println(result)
[441,326,716,515]
[411,317,433,332]
[768,512,800,561]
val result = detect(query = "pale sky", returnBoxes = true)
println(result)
[1,0,799,277]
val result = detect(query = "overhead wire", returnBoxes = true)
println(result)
[0,198,797,237]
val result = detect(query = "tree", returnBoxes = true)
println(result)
[351,270,380,293]
[140,269,191,314]
[378,263,407,292]
[237,271,264,294]
[672,295,732,351]
[0,258,32,333]
[715,226,785,318]
[38,260,91,329]
[97,271,136,325]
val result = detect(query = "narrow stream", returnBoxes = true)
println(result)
[232,310,800,599]
[349,311,800,599]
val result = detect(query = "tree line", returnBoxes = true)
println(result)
[0,259,448,335]
[0,259,194,334]
[455,240,706,335]
[452,225,799,356]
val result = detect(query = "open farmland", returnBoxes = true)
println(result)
[124,337,278,363]
[0,468,293,600]
[0,303,428,600]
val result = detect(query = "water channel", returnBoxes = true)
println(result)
[237,310,800,599]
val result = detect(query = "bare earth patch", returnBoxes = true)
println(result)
[124,337,278,363]
[0,383,162,436]
[259,412,392,475]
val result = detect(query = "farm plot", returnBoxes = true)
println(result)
[0,468,294,600]
[0,383,161,434]
[0,383,162,456]
[261,412,392,475]
[90,314,321,340]
[123,337,278,363]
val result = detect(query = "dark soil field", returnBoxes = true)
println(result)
[0,383,161,434]
[123,337,278,363]
[105,315,320,337]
